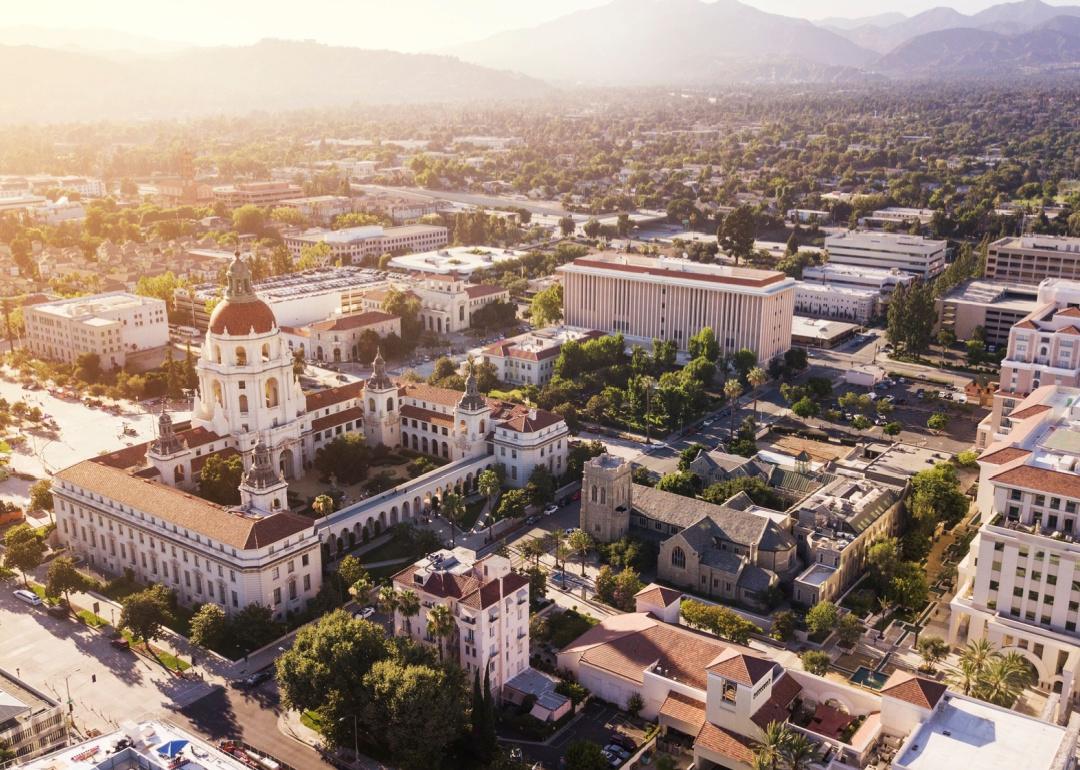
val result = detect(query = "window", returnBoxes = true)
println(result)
[722,680,738,703]
[274,588,282,605]
[671,547,686,569]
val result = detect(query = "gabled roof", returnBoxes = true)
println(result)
[634,583,683,608]
[991,464,1080,498]
[658,691,706,733]
[1009,403,1051,420]
[309,310,398,332]
[305,381,364,412]
[311,405,363,433]
[695,721,755,765]
[706,649,776,687]
[751,672,803,730]
[978,446,1031,465]
[880,671,947,710]
[459,571,530,610]
[400,403,455,427]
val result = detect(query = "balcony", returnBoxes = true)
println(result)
[988,513,1076,543]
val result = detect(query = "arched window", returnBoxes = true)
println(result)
[316,346,324,361]
[214,345,222,364]
[442,441,449,458]
[212,380,224,406]
[479,419,486,434]
[671,547,686,569]
[174,465,185,483]
[591,485,597,502]
[261,343,271,361]
[386,397,395,412]
[600,488,606,504]
[239,394,249,414]
[459,419,467,434]
[235,346,247,366]
[265,378,279,408]
[368,397,376,412]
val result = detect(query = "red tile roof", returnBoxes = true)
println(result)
[400,403,454,427]
[1057,306,1080,318]
[991,464,1080,497]
[309,310,398,332]
[568,257,786,289]
[400,382,464,409]
[695,722,756,765]
[880,671,947,710]
[1009,404,1051,420]
[751,673,803,730]
[634,584,683,608]
[1058,325,1080,336]
[498,409,565,433]
[209,298,277,335]
[465,284,508,300]
[311,405,363,433]
[178,426,224,449]
[658,691,706,733]
[1014,320,1038,330]
[978,446,1032,465]
[305,381,364,412]
[707,650,776,687]
[459,571,530,610]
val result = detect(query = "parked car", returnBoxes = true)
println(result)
[524,515,539,525]
[543,504,559,516]
[13,589,42,606]
[110,638,131,650]
[46,604,69,619]
[605,744,631,761]
[602,749,623,768]
[356,605,376,620]
[610,734,638,752]
[702,418,715,426]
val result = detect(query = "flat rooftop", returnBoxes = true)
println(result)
[896,694,1073,770]
[791,315,859,341]
[993,235,1080,253]
[943,279,1039,310]
[32,292,161,318]
[796,563,836,587]
[559,252,790,290]
[389,246,523,274]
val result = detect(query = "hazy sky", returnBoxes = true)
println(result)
[4,0,1078,52]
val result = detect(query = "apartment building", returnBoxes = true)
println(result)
[791,477,904,606]
[986,235,1080,285]
[0,669,67,766]
[936,280,1039,348]
[283,224,448,264]
[802,263,917,299]
[793,281,879,324]
[861,207,934,229]
[392,549,531,693]
[211,181,302,208]
[825,231,947,278]
[978,279,1080,449]
[24,292,168,368]
[558,253,794,361]
[481,327,603,387]
[559,590,1078,770]
[952,384,1080,713]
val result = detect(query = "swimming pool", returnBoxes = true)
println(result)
[849,666,889,690]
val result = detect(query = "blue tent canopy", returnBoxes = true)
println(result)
[156,739,189,758]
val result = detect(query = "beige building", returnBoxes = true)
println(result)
[361,273,510,335]
[481,327,603,387]
[392,549,530,694]
[212,181,302,208]
[978,279,1080,449]
[24,291,169,369]
[283,224,448,265]
[283,310,401,364]
[986,235,1080,285]
[0,669,67,766]
[277,195,354,226]
[825,231,947,278]
[558,253,794,361]
[936,280,1039,348]
[953,385,1080,714]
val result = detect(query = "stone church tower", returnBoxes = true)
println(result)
[579,453,633,543]
[363,349,400,449]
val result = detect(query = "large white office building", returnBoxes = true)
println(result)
[558,253,795,361]
[802,263,916,298]
[825,231,947,278]
[283,224,448,264]
[24,292,169,368]
[951,384,1080,716]
[793,281,879,323]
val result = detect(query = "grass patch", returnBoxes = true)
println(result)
[460,499,487,531]
[120,630,191,672]
[546,609,599,649]
[301,709,323,732]
[77,609,109,628]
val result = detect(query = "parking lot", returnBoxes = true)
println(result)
[505,700,648,769]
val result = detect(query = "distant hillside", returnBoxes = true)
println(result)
[829,0,1080,54]
[0,25,191,56]
[0,39,549,123]
[439,0,875,86]
[875,15,1080,76]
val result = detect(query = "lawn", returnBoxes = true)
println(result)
[546,609,599,648]
[77,609,109,628]
[301,709,324,732]
[460,498,487,531]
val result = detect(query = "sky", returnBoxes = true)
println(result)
[1,0,1077,52]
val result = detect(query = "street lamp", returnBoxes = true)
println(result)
[338,714,359,769]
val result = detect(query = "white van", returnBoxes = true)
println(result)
[13,589,42,606]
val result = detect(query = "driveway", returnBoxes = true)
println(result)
[504,700,621,769]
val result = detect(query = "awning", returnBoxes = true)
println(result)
[156,739,189,758]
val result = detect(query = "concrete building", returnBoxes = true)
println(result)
[825,231,947,278]
[978,279,1080,449]
[361,273,510,335]
[862,207,934,229]
[283,224,448,265]
[282,310,401,364]
[558,595,1079,770]
[558,253,794,361]
[986,235,1080,285]
[580,455,797,611]
[29,198,85,225]
[791,316,859,350]
[211,181,302,208]
[389,245,524,278]
[0,669,67,766]
[952,385,1080,714]
[794,281,879,324]
[24,292,169,369]
[392,549,531,693]
[802,263,916,300]
[175,265,388,331]
[791,476,904,606]
[480,327,603,387]
[936,280,1039,348]
[277,195,354,225]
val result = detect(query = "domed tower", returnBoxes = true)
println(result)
[239,438,288,514]
[192,253,305,443]
[453,358,491,460]
[580,454,633,543]
[363,349,400,450]
[147,410,193,488]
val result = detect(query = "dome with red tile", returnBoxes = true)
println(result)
[208,298,277,336]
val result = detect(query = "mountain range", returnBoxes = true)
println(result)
[0,39,548,123]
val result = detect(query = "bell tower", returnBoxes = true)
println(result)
[454,358,491,460]
[580,454,633,543]
[239,439,289,514]
[363,349,400,450]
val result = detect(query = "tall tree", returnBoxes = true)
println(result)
[530,283,564,328]
[717,206,756,265]
[567,529,594,577]
[442,490,466,546]
[3,524,45,587]
[44,556,89,611]
[426,604,455,662]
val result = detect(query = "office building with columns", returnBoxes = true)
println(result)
[557,253,795,361]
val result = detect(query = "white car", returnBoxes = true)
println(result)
[543,504,559,516]
[13,589,42,606]
[356,605,376,620]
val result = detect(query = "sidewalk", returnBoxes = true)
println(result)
[279,710,391,770]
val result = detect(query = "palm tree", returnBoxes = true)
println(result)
[477,469,501,540]
[747,366,767,421]
[518,537,547,569]
[754,721,793,770]
[312,494,334,517]
[567,529,594,577]
[947,659,980,697]
[426,603,455,662]
[442,490,466,547]
[397,589,420,636]
[724,379,743,440]
[783,732,817,770]
[377,585,399,627]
